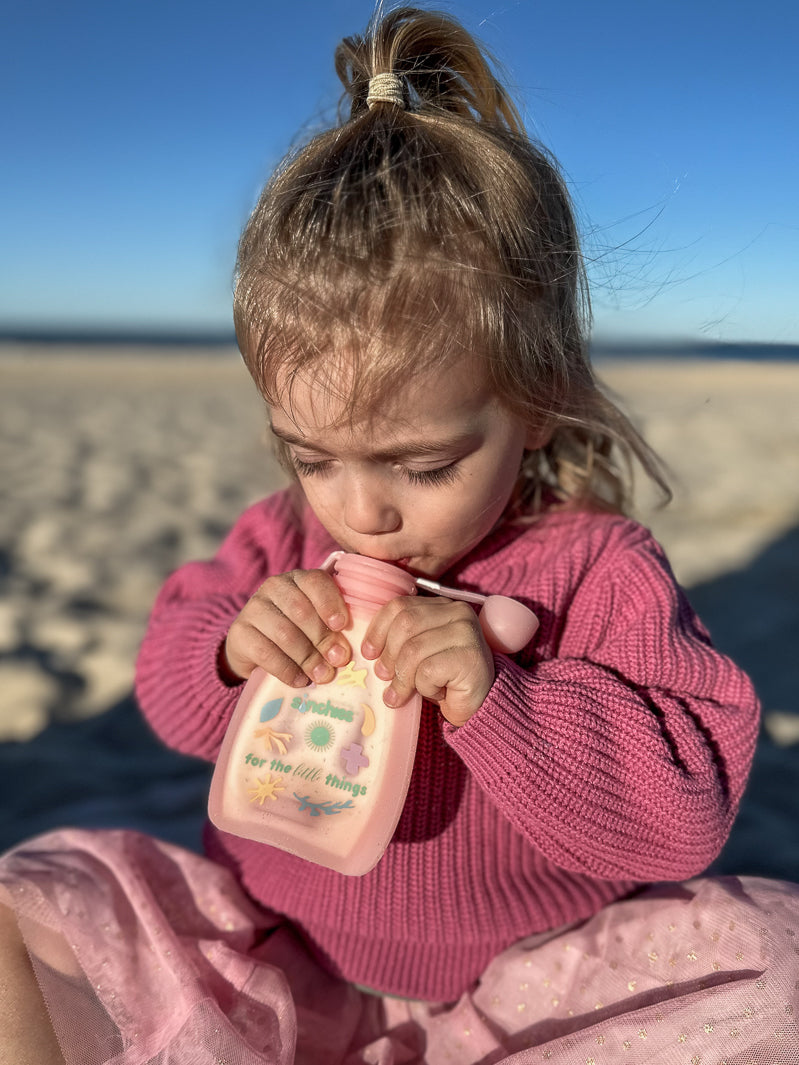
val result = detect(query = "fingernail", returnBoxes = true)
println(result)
[361,641,377,659]
[326,644,348,666]
[293,671,310,687]
[312,662,333,683]
[328,613,346,630]
[374,660,391,681]
[384,688,400,707]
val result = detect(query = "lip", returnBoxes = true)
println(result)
[365,555,413,569]
[368,558,415,575]
[340,546,437,576]
[353,553,421,574]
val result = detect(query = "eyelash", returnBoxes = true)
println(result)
[290,457,332,478]
[403,464,459,486]
[290,456,460,487]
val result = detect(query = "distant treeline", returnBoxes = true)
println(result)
[0,328,237,349]
[590,340,799,362]
[1,328,798,361]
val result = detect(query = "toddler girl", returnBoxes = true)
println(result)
[2,7,798,1064]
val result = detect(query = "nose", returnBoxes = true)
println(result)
[343,471,401,536]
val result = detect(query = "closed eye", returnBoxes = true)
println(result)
[402,463,460,486]
[291,456,333,478]
[290,454,460,487]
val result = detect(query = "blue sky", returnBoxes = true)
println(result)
[2,0,797,342]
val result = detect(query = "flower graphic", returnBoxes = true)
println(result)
[305,721,335,752]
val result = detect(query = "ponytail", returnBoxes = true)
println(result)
[335,6,522,132]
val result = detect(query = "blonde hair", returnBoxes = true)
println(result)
[234,5,669,514]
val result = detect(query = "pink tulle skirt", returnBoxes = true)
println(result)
[1,829,797,1064]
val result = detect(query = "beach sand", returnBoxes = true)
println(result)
[1,349,797,879]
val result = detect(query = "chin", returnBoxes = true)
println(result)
[405,556,456,579]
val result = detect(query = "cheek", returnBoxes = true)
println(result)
[445,485,507,540]
[466,455,521,514]
[298,482,340,524]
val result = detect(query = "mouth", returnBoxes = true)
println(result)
[350,552,422,575]
[337,543,439,576]
[364,555,413,569]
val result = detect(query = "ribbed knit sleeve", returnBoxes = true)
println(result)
[444,516,759,884]
[134,490,336,762]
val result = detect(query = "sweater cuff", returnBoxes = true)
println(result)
[442,653,543,770]
[136,597,245,760]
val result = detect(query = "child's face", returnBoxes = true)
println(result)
[269,360,538,578]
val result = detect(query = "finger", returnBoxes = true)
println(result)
[264,571,344,644]
[291,568,350,633]
[383,617,480,707]
[360,595,413,661]
[385,613,492,711]
[257,598,343,682]
[295,569,353,668]
[377,598,472,678]
[258,572,351,673]
[224,621,310,686]
[227,573,350,684]
[438,684,492,728]
[390,642,494,725]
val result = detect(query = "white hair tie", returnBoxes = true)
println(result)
[366,72,406,110]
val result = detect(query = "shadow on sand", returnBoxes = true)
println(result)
[688,523,799,883]
[0,697,212,855]
[2,525,797,883]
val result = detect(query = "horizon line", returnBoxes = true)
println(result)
[1,327,798,358]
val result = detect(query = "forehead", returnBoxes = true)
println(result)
[269,357,495,447]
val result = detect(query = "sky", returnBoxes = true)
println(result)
[2,0,797,343]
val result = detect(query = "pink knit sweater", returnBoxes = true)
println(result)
[135,490,759,1001]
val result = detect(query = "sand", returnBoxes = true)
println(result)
[1,349,797,878]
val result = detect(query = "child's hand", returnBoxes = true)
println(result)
[223,570,351,685]
[361,597,494,727]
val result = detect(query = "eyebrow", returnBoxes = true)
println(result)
[269,424,478,460]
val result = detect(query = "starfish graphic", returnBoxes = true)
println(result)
[247,774,285,805]
[335,661,367,689]
[253,726,293,754]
